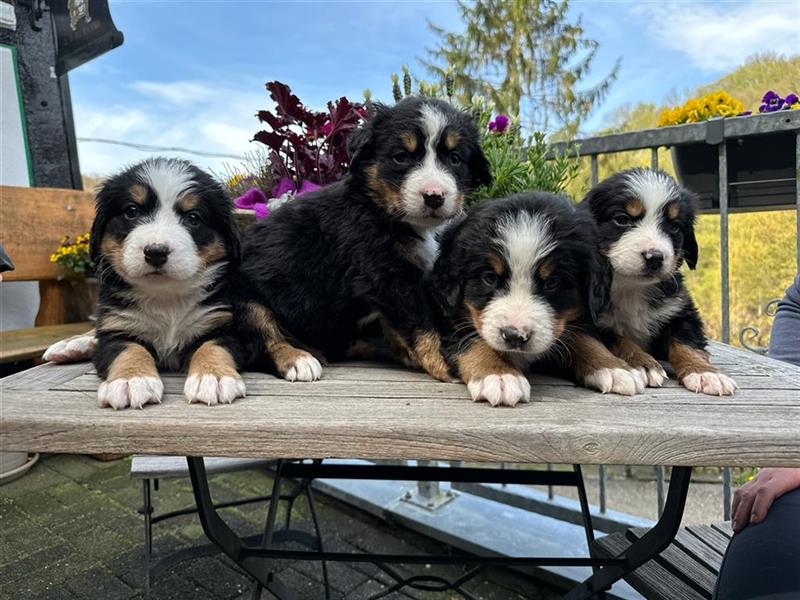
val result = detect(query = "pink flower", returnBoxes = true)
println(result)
[272,177,296,198]
[234,187,268,209]
[296,180,320,196]
[254,203,269,220]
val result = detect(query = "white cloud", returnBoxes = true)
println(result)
[632,1,799,72]
[130,80,218,105]
[74,80,267,176]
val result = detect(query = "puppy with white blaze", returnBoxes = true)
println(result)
[581,168,737,396]
[235,97,491,382]
[431,192,646,407]
[80,158,248,409]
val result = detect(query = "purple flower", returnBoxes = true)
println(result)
[785,93,799,106]
[296,180,320,196]
[488,114,510,133]
[272,176,296,198]
[737,110,752,116]
[254,203,269,220]
[234,187,268,209]
[760,90,785,112]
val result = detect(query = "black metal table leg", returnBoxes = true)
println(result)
[564,466,693,600]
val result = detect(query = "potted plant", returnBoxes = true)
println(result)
[659,90,799,211]
[48,233,97,323]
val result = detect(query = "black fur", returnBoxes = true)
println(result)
[236,97,490,371]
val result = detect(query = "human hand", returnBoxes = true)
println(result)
[731,468,800,532]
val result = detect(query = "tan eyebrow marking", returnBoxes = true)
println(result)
[178,192,199,211]
[625,198,644,217]
[444,130,460,150]
[666,202,679,220]
[130,184,148,205]
[488,253,505,276]
[400,131,417,153]
[537,259,556,279]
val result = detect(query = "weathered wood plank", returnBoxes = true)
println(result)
[1,361,93,391]
[667,529,724,573]
[2,386,800,465]
[595,534,705,600]
[0,185,94,282]
[0,322,93,363]
[130,455,273,479]
[685,525,731,556]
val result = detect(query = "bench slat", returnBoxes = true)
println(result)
[686,525,731,556]
[0,322,92,363]
[595,534,706,600]
[130,455,273,479]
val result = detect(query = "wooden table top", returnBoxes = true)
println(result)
[2,342,799,467]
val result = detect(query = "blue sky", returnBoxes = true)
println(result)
[70,0,799,176]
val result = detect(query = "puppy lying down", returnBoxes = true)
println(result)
[430,191,647,407]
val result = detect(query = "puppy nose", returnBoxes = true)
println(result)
[500,326,530,348]
[422,192,445,209]
[143,244,170,267]
[642,249,664,271]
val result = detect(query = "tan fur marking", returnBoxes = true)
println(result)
[400,132,417,153]
[414,330,453,382]
[666,202,679,220]
[667,339,716,380]
[465,301,484,333]
[444,130,460,150]
[456,339,520,382]
[537,259,556,279]
[178,192,199,211]
[98,311,231,336]
[488,253,505,276]
[625,198,644,217]
[130,184,148,205]
[107,343,158,381]
[188,340,239,379]
[552,307,581,339]
[100,236,125,275]
[611,336,662,372]
[569,332,630,380]
[198,238,227,266]
[247,302,312,375]
[365,164,405,215]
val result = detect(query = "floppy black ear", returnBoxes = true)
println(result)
[223,213,242,266]
[347,103,387,172]
[428,216,467,315]
[683,224,698,270]
[89,193,108,264]
[468,145,492,190]
[588,253,612,324]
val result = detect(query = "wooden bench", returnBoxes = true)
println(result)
[595,522,733,599]
[0,185,95,364]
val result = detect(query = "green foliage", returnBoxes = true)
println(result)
[423,0,620,135]
[470,106,579,204]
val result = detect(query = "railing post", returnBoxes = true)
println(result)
[719,142,730,343]
[655,466,665,518]
[591,154,599,186]
[650,147,658,171]
[723,467,732,521]
[795,132,799,269]
[598,465,607,514]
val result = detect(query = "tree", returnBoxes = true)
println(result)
[424,0,620,136]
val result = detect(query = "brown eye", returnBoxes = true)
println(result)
[184,211,202,227]
[393,151,410,165]
[669,221,680,234]
[543,277,561,292]
[482,271,498,287]
[123,204,139,219]
[613,214,632,227]
[449,152,462,166]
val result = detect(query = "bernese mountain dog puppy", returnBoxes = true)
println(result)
[85,158,248,409]
[235,97,491,382]
[430,192,646,407]
[580,168,737,396]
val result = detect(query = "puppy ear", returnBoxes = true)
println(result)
[588,253,612,323]
[347,103,386,172]
[89,192,108,264]
[429,216,467,314]
[468,145,492,190]
[223,214,242,266]
[683,223,699,270]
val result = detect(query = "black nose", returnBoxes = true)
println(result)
[500,326,530,348]
[642,249,664,272]
[143,244,170,267]
[422,193,445,209]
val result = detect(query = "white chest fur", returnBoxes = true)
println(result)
[599,278,686,346]
[108,290,230,369]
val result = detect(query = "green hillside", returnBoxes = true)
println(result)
[566,54,799,348]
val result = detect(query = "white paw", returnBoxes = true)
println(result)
[636,364,668,387]
[584,368,645,396]
[184,374,246,405]
[282,354,323,382]
[98,376,163,410]
[682,372,738,396]
[43,335,97,363]
[467,373,531,407]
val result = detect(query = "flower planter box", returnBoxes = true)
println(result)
[671,120,797,212]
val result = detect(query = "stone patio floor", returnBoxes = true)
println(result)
[0,454,560,600]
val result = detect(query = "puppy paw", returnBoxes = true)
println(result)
[682,372,738,396]
[98,376,163,410]
[184,373,246,405]
[43,335,97,363]
[280,352,323,382]
[467,373,531,407]
[635,364,668,388]
[584,368,645,396]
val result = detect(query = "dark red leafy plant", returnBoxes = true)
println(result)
[254,81,367,196]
